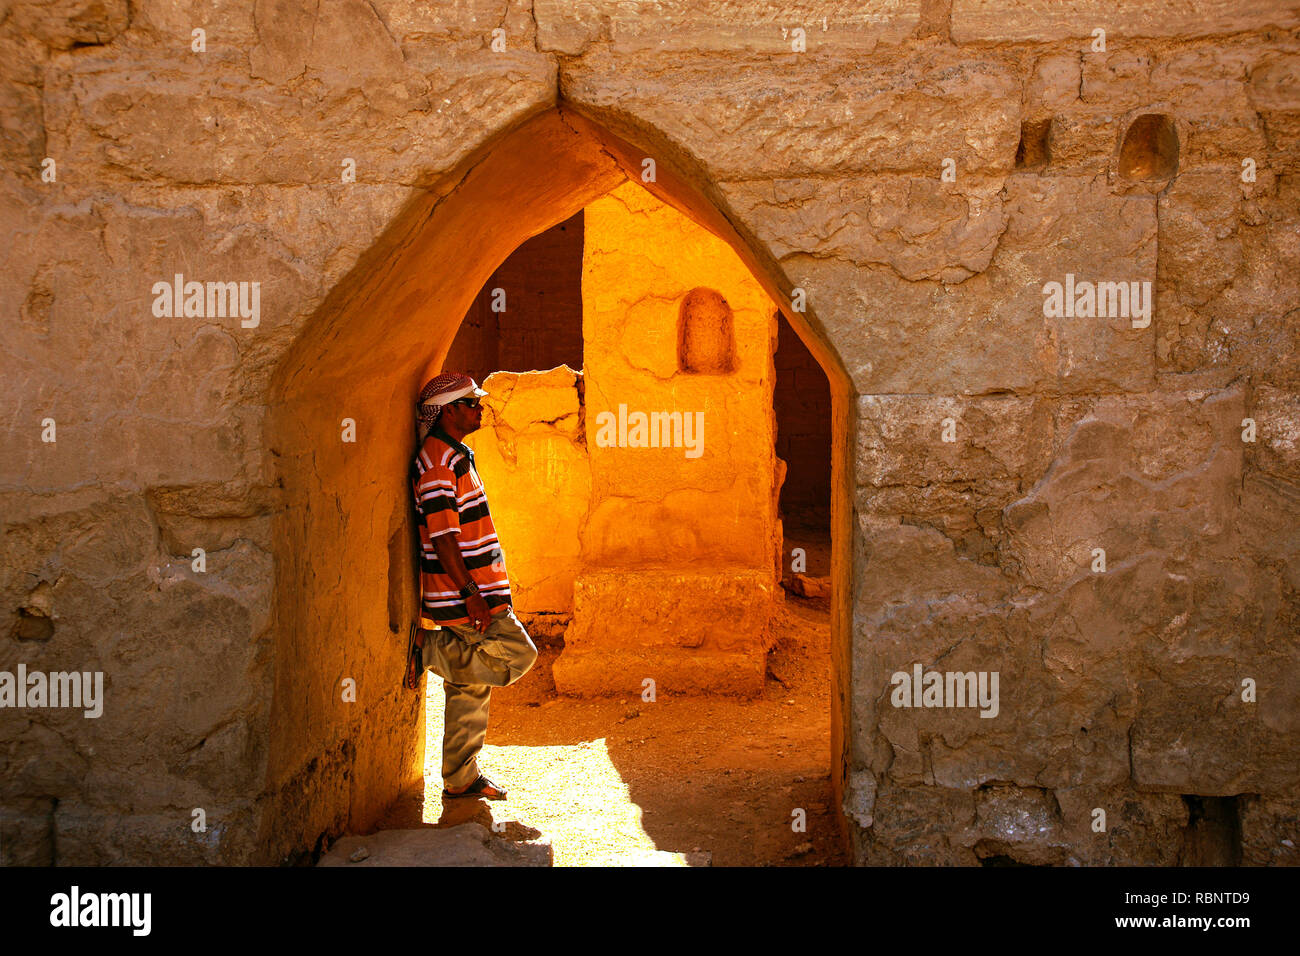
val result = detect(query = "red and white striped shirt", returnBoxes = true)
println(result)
[409,424,512,626]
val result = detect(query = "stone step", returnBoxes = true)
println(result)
[552,646,765,696]
[317,824,552,867]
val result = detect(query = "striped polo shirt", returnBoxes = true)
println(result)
[409,422,512,626]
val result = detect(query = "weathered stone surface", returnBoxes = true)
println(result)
[318,823,552,867]
[0,800,58,865]
[1158,171,1245,310]
[541,0,919,55]
[859,782,978,865]
[380,0,540,50]
[783,571,831,598]
[720,174,1008,283]
[1251,52,1300,169]
[853,382,1298,809]
[7,0,130,50]
[1156,174,1300,384]
[564,48,1020,181]
[1253,387,1300,484]
[1131,668,1298,794]
[968,785,1069,865]
[952,0,1300,43]
[1054,787,1189,866]
[858,394,1053,487]
[1002,388,1244,592]
[52,802,261,865]
[782,175,1157,395]
[1239,795,1300,866]
[43,42,554,185]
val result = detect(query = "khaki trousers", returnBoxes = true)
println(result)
[422,605,538,790]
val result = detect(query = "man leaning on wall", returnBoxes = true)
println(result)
[404,371,538,801]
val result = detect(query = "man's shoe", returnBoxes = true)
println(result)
[403,624,424,691]
[442,774,507,801]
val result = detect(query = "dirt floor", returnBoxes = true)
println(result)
[379,529,847,867]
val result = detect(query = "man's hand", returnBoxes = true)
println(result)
[430,533,493,634]
[467,592,492,632]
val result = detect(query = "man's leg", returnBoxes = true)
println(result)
[440,678,490,790]
[469,607,539,686]
[423,608,538,791]
[423,608,538,688]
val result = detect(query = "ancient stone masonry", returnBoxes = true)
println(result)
[2,0,1298,866]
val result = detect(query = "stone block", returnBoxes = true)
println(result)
[854,515,1008,611]
[859,783,978,865]
[44,46,554,185]
[951,0,1300,43]
[536,0,609,55]
[553,569,776,696]
[0,799,57,865]
[1131,669,1300,795]
[1252,386,1300,484]
[52,802,260,865]
[565,49,1019,180]
[1026,54,1083,114]
[540,0,919,55]
[468,367,591,615]
[1237,474,1300,591]
[1003,387,1245,592]
[1158,171,1244,310]
[380,0,539,49]
[1251,53,1300,169]
[8,0,129,49]
[856,394,1052,487]
[967,785,1068,865]
[791,175,1156,395]
[1239,795,1300,866]
[552,646,766,697]
[1054,787,1189,865]
[720,174,1008,284]
[860,479,1021,564]
[1156,175,1300,383]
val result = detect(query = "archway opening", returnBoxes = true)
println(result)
[262,106,856,865]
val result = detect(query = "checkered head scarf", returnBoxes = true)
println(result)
[416,372,487,435]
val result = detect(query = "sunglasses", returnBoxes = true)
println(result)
[449,397,481,409]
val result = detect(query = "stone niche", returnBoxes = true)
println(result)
[467,181,783,696]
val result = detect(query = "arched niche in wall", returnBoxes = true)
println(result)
[1118,113,1180,182]
[677,286,737,374]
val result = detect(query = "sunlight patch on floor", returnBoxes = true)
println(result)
[423,675,681,865]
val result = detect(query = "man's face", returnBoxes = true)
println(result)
[447,397,483,434]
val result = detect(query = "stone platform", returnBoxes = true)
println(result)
[552,568,776,696]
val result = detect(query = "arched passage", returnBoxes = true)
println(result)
[261,106,857,863]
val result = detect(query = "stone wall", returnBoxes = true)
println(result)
[445,210,586,378]
[496,211,585,373]
[2,0,1297,865]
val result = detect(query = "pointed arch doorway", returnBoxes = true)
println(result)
[264,105,857,865]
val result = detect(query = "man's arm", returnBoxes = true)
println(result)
[431,531,473,593]
[431,531,492,632]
